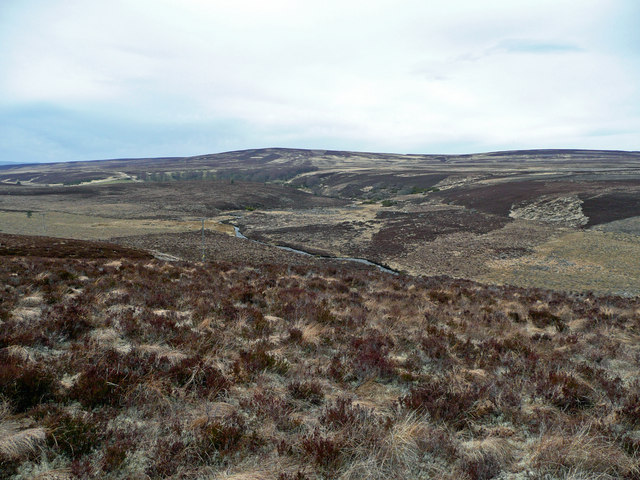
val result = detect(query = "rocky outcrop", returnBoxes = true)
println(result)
[509,195,588,227]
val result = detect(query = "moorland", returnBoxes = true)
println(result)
[2,148,640,295]
[1,233,640,479]
[1,148,640,479]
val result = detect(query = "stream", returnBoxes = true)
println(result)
[233,226,398,275]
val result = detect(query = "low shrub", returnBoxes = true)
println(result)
[301,429,343,469]
[288,380,324,405]
[195,412,246,457]
[399,376,489,429]
[350,333,395,380]
[536,371,593,411]
[0,353,56,412]
[37,406,104,458]
[234,342,289,376]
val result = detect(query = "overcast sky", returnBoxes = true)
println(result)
[1,0,639,163]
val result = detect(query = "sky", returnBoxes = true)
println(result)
[0,0,639,164]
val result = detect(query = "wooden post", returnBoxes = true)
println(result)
[201,218,205,261]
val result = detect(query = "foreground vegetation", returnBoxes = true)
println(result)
[1,234,639,479]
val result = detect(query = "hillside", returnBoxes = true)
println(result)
[2,148,640,295]
[1,234,639,479]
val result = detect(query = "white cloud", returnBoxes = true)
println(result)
[0,0,638,162]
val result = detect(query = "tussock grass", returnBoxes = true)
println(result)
[0,421,46,461]
[1,237,639,478]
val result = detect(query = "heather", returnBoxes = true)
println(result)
[1,235,639,479]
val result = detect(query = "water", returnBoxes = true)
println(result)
[233,225,398,275]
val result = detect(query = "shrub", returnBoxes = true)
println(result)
[102,438,130,473]
[240,390,298,431]
[320,397,374,429]
[278,471,309,480]
[195,412,246,457]
[459,455,501,480]
[350,333,395,380]
[287,327,304,343]
[0,353,56,412]
[620,381,640,426]
[46,299,92,341]
[301,429,343,469]
[69,350,147,408]
[536,371,593,411]
[146,438,187,477]
[528,309,566,332]
[38,407,103,458]
[235,343,289,376]
[167,356,230,396]
[288,380,324,405]
[399,376,489,429]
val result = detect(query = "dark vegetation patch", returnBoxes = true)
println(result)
[0,171,112,185]
[366,209,508,257]
[580,190,640,226]
[0,180,347,219]
[433,181,577,217]
[0,233,152,259]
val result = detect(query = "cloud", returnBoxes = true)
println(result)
[0,0,638,162]
[493,39,584,54]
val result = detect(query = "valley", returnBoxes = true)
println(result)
[2,148,640,479]
[2,148,640,295]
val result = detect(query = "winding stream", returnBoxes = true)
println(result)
[233,226,398,275]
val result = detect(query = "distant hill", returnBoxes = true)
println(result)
[1,147,639,185]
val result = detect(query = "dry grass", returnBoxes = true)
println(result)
[0,421,47,461]
[531,429,639,477]
[482,230,640,296]
[0,210,233,240]
[1,234,639,479]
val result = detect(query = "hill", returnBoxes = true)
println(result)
[1,234,639,479]
[3,147,639,295]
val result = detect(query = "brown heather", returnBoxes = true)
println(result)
[0,233,639,479]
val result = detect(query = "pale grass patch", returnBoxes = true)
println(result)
[21,293,43,307]
[568,317,589,332]
[89,327,120,344]
[210,470,275,480]
[460,436,518,469]
[339,412,431,479]
[32,468,72,480]
[89,327,132,353]
[378,412,426,466]
[530,429,638,477]
[138,343,188,363]
[104,259,122,268]
[189,402,237,428]
[11,307,41,322]
[198,317,215,329]
[59,373,80,390]
[0,421,47,460]
[298,322,327,346]
[498,300,528,319]
[354,380,399,408]
[5,345,35,362]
